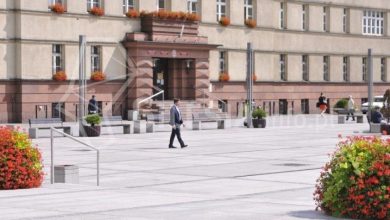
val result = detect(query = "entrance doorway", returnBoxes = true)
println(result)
[153,59,168,100]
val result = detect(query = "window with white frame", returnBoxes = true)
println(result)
[157,0,165,11]
[363,10,384,36]
[52,45,64,74]
[219,51,226,73]
[216,0,227,21]
[302,55,308,81]
[343,8,349,33]
[49,0,65,6]
[362,57,367,81]
[323,56,329,81]
[343,56,349,82]
[280,2,286,29]
[302,5,308,31]
[123,0,135,13]
[381,57,387,82]
[280,54,287,81]
[244,0,253,20]
[87,0,100,10]
[323,7,329,32]
[187,0,198,14]
[91,46,101,72]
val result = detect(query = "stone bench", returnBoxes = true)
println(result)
[369,123,381,133]
[28,118,71,139]
[101,116,131,134]
[337,113,364,124]
[192,112,225,130]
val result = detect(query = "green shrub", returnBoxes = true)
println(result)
[314,136,390,220]
[334,99,348,109]
[252,108,266,119]
[85,114,101,125]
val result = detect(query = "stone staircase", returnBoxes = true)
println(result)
[140,100,230,121]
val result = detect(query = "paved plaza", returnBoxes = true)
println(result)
[0,115,371,220]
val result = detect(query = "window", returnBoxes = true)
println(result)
[362,57,367,81]
[123,0,135,13]
[157,0,165,11]
[91,46,101,72]
[216,0,227,21]
[301,99,309,114]
[323,56,329,81]
[52,102,65,121]
[381,57,387,82]
[302,5,308,31]
[244,0,253,20]
[219,51,226,73]
[302,55,309,81]
[280,2,286,29]
[87,0,100,10]
[187,0,198,14]
[343,8,349,33]
[363,10,384,36]
[323,7,329,32]
[49,0,66,6]
[343,56,349,82]
[52,45,64,74]
[280,54,287,81]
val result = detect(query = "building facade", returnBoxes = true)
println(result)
[1,0,390,122]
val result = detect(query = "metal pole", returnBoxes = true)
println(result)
[97,151,100,186]
[203,89,205,109]
[368,49,373,112]
[79,35,86,136]
[246,43,253,128]
[50,128,54,184]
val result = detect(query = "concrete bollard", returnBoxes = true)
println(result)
[192,121,201,130]
[128,110,139,121]
[28,128,38,139]
[338,115,345,124]
[134,120,146,134]
[146,122,154,133]
[54,165,79,184]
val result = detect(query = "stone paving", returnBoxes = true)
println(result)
[0,115,372,220]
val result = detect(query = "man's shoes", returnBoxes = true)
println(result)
[181,145,188,148]
[169,145,177,149]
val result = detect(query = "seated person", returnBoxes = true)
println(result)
[371,106,384,124]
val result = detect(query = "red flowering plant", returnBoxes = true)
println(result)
[90,71,106,81]
[219,17,230,27]
[50,3,66,14]
[53,71,67,81]
[140,10,200,22]
[89,7,104,16]
[245,19,256,28]
[0,127,44,189]
[125,9,140,19]
[314,136,390,220]
[219,72,230,82]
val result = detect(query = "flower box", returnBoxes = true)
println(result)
[50,3,66,14]
[53,71,67,81]
[219,17,230,27]
[89,7,104,16]
[245,19,256,28]
[219,72,230,82]
[90,71,106,81]
[125,9,140,19]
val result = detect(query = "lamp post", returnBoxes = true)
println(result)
[79,35,86,136]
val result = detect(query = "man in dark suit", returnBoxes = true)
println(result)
[88,95,98,114]
[169,99,188,149]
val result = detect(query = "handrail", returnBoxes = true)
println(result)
[137,90,165,109]
[50,127,100,186]
[195,87,227,111]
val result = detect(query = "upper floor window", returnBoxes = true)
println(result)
[157,0,165,11]
[343,8,350,33]
[49,0,66,6]
[187,0,198,14]
[363,10,384,36]
[219,51,227,73]
[323,56,330,81]
[280,2,286,29]
[280,54,287,81]
[244,0,254,20]
[343,56,349,82]
[123,0,135,13]
[381,57,387,82]
[302,5,308,31]
[91,46,101,72]
[217,0,227,21]
[87,0,101,10]
[52,45,64,74]
[323,7,329,32]
[362,57,367,81]
[302,55,309,81]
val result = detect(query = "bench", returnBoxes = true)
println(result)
[29,118,71,139]
[369,123,382,133]
[337,110,364,124]
[146,114,170,124]
[101,116,131,134]
[192,112,225,130]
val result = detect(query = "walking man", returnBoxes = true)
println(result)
[88,95,98,114]
[169,99,188,149]
[346,95,355,121]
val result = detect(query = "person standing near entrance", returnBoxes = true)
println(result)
[346,95,355,121]
[169,99,188,149]
[317,92,327,117]
[88,95,98,114]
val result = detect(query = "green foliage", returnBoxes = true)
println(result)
[252,108,266,119]
[85,114,101,125]
[334,99,348,109]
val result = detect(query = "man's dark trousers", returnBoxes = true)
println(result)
[169,126,184,147]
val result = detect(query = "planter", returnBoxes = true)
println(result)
[380,123,390,134]
[252,118,266,128]
[83,125,101,137]
[141,15,199,36]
